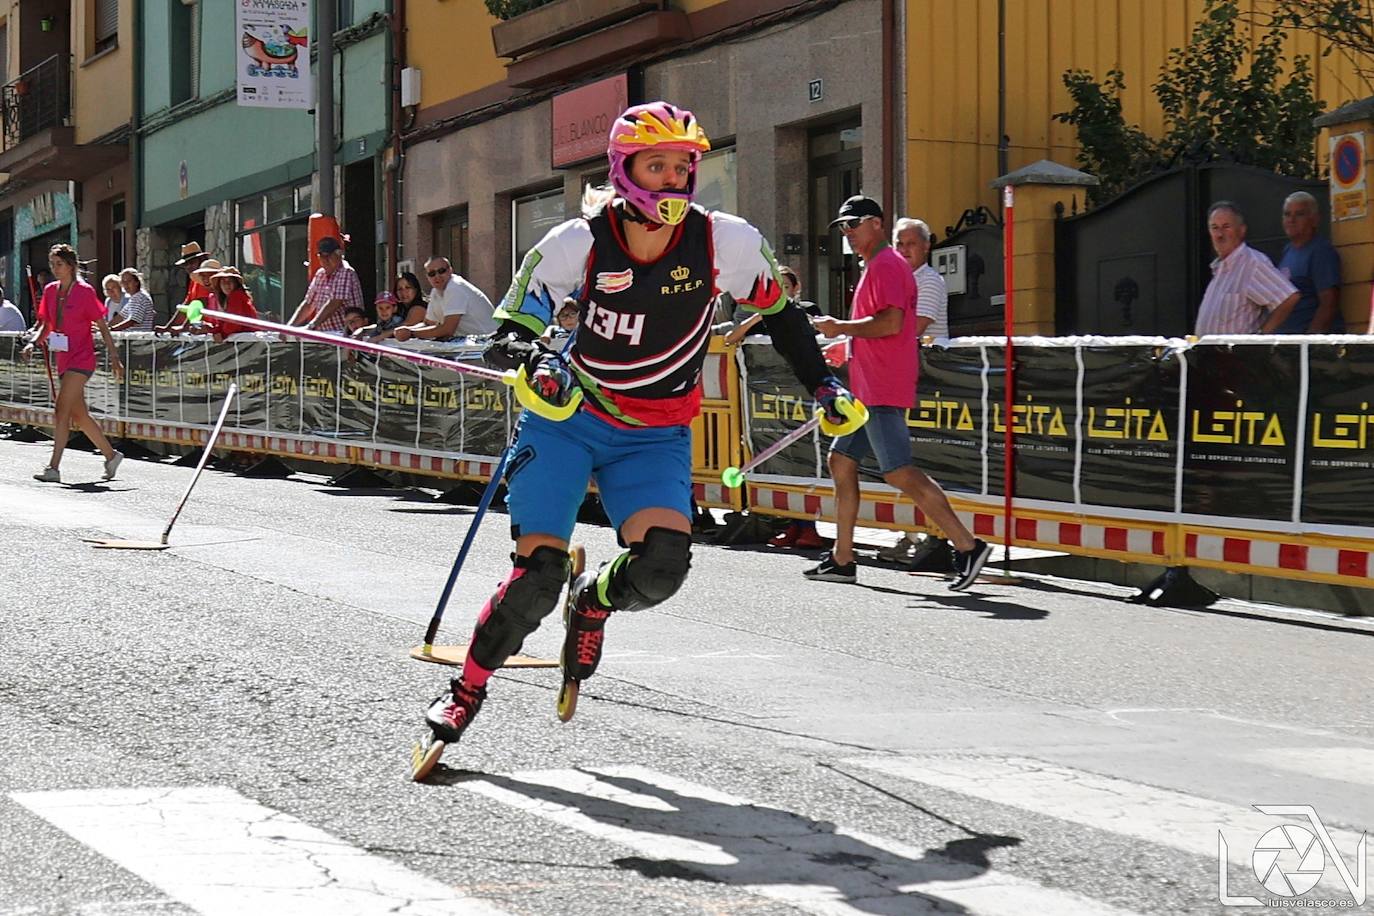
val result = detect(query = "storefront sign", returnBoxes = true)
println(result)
[1330,132,1367,221]
[551,74,628,168]
[235,0,313,110]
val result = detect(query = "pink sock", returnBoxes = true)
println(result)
[460,565,527,689]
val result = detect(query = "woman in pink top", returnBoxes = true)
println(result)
[21,243,125,483]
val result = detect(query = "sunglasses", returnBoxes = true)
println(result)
[837,217,869,231]
[427,266,449,278]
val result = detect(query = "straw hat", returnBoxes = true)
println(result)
[174,242,208,267]
[210,265,243,284]
[191,258,223,282]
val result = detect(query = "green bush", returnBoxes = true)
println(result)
[485,0,558,19]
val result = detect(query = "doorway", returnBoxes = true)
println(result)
[808,120,863,318]
[343,159,377,308]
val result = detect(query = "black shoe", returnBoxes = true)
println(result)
[803,552,857,584]
[949,539,992,591]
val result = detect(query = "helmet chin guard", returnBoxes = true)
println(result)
[607,102,711,226]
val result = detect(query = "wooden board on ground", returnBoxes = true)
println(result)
[409,644,558,668]
[83,538,170,551]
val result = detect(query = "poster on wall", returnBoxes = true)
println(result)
[235,0,312,110]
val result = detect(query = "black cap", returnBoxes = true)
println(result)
[828,195,883,226]
[316,236,343,255]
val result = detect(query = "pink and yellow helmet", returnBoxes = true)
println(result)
[607,102,711,226]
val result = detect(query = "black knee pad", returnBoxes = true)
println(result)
[470,545,569,669]
[606,527,692,612]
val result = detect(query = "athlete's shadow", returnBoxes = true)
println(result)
[906,592,1050,621]
[465,768,1020,915]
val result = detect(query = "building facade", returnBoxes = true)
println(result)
[398,0,1374,324]
[0,0,132,321]
[137,0,391,321]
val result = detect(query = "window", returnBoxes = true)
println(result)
[695,146,737,214]
[94,0,118,55]
[336,0,354,29]
[512,188,564,274]
[432,207,469,279]
[0,24,8,83]
[110,198,126,273]
[168,0,198,105]
[235,184,313,322]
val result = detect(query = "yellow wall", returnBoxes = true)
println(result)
[407,3,509,110]
[72,0,132,143]
[906,0,1374,234]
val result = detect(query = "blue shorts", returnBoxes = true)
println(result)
[830,405,913,474]
[505,408,694,542]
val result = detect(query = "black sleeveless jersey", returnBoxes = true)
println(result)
[570,204,716,406]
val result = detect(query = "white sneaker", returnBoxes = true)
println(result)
[102,450,124,481]
[33,466,60,483]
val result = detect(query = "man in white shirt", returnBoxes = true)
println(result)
[1195,201,1299,335]
[893,217,949,339]
[0,287,25,332]
[881,217,953,567]
[394,256,497,340]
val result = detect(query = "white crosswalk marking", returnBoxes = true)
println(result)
[458,764,1142,916]
[9,786,510,916]
[845,755,1370,901]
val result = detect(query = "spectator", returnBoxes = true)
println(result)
[893,217,948,340]
[22,243,125,483]
[342,304,369,336]
[100,274,126,322]
[156,241,213,335]
[395,271,427,326]
[394,256,496,341]
[109,268,156,332]
[204,266,259,340]
[1277,191,1343,333]
[356,291,405,339]
[806,195,990,589]
[288,236,364,335]
[1195,201,1299,335]
[542,297,580,344]
[723,265,818,345]
[0,286,23,332]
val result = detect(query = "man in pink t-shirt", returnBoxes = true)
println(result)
[807,196,990,591]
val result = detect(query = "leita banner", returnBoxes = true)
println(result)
[1078,345,1181,513]
[741,344,822,479]
[1182,343,1302,521]
[911,345,985,495]
[236,0,312,110]
[1304,343,1374,526]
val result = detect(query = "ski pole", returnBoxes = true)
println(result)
[161,383,237,545]
[418,441,514,652]
[195,307,582,421]
[721,415,822,489]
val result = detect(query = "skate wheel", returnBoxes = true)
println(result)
[410,735,446,782]
[556,681,579,722]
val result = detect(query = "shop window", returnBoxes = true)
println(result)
[695,146,737,215]
[512,187,564,275]
[110,198,126,273]
[235,184,312,322]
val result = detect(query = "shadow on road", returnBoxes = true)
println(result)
[906,592,1050,621]
[450,767,1021,915]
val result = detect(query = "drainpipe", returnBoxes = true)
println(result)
[317,0,335,216]
[386,0,406,280]
[131,0,144,246]
[881,0,896,220]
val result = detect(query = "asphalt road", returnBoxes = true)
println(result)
[1,433,1371,916]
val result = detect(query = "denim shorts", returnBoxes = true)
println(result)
[830,405,913,473]
[505,408,694,541]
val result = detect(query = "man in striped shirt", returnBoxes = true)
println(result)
[1194,201,1299,335]
[289,236,363,335]
[893,217,949,340]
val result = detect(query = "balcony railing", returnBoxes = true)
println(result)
[1,54,71,151]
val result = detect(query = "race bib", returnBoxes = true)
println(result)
[46,332,69,352]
